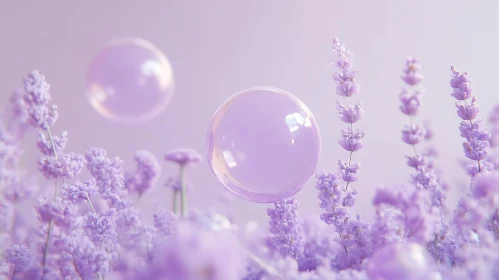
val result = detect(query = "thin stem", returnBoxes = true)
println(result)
[12,266,17,279]
[86,195,96,213]
[344,96,356,190]
[409,117,418,155]
[42,221,54,268]
[345,151,353,190]
[433,234,440,263]
[338,232,348,255]
[42,128,59,275]
[462,105,482,173]
[172,190,178,214]
[179,166,187,217]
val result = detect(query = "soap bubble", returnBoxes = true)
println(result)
[207,87,321,203]
[86,38,174,123]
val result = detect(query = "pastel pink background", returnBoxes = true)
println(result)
[1,1,498,225]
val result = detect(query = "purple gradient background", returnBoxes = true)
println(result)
[1,1,498,225]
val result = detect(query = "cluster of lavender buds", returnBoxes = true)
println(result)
[2,37,499,280]
[450,67,494,177]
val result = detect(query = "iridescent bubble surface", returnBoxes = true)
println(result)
[206,87,321,203]
[86,38,174,123]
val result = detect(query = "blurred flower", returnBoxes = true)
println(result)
[164,148,202,167]
[125,149,161,196]
[267,198,304,259]
[401,57,424,86]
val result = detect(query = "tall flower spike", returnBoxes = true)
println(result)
[331,36,365,189]
[22,71,68,273]
[399,58,444,201]
[450,66,493,177]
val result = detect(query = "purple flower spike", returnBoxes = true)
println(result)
[164,148,202,167]
[401,57,424,86]
[456,96,480,121]
[267,198,304,259]
[22,71,59,130]
[401,124,426,145]
[22,71,51,107]
[331,36,360,97]
[450,66,473,100]
[450,68,493,177]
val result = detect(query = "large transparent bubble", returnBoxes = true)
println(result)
[207,87,321,203]
[86,38,174,124]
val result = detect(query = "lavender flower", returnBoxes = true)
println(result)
[373,186,438,243]
[154,207,177,237]
[164,148,202,167]
[267,198,304,259]
[337,101,364,124]
[331,36,365,189]
[470,171,499,199]
[85,147,128,209]
[165,148,202,217]
[450,66,494,177]
[132,222,243,280]
[38,152,85,180]
[84,208,118,245]
[450,68,473,101]
[399,88,423,116]
[35,196,77,229]
[401,57,424,86]
[456,96,480,121]
[402,124,426,145]
[125,150,161,197]
[338,161,360,183]
[36,130,68,156]
[61,180,98,203]
[5,245,32,272]
[339,128,365,152]
[22,71,58,130]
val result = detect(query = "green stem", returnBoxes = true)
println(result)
[179,166,187,217]
[172,190,178,214]
[86,195,96,213]
[42,128,59,274]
